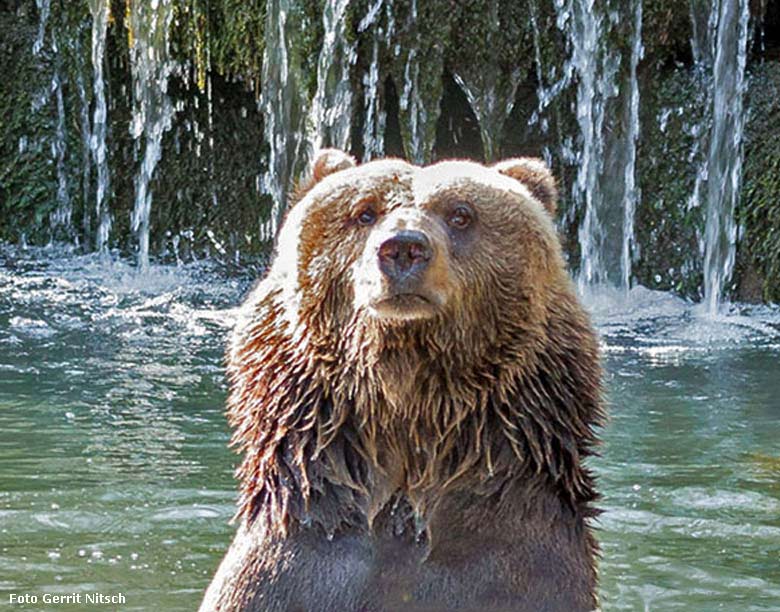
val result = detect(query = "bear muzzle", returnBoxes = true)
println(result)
[377,230,432,281]
[353,212,453,321]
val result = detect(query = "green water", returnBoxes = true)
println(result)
[1,248,778,611]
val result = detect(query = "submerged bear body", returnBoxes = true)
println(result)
[201,151,604,612]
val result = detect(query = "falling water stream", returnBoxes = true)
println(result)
[259,0,310,241]
[548,0,645,294]
[309,0,356,152]
[32,0,50,56]
[89,0,111,256]
[31,0,71,238]
[129,0,176,272]
[360,0,394,161]
[620,0,643,293]
[51,40,72,235]
[701,0,751,315]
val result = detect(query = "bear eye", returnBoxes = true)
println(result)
[356,206,378,226]
[447,205,473,230]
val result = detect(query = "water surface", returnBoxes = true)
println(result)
[0,247,778,610]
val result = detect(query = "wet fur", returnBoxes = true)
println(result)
[201,154,604,612]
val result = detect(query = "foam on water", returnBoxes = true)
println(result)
[0,244,241,342]
[584,285,780,356]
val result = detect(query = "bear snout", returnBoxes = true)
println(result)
[377,230,433,281]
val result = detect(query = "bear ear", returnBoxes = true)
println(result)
[493,157,558,216]
[293,148,357,203]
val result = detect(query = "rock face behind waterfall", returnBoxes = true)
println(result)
[200,150,604,611]
[1,1,780,303]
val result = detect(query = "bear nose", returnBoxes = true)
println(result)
[378,230,432,279]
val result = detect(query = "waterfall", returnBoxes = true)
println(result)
[309,0,355,152]
[701,0,750,314]
[129,0,176,272]
[621,0,643,291]
[361,34,385,161]
[530,3,573,133]
[32,4,73,239]
[51,59,72,234]
[89,0,111,256]
[453,1,521,162]
[259,0,311,241]
[549,0,620,291]
[396,0,442,165]
[399,47,425,164]
[547,0,642,294]
[360,0,392,161]
[32,0,51,56]
[75,50,93,248]
[4,0,768,303]
[571,0,615,292]
[32,0,73,239]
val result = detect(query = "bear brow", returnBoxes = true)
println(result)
[348,194,382,214]
[347,185,409,214]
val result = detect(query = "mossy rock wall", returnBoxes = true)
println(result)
[737,62,780,303]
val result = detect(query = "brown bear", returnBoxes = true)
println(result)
[200,149,604,612]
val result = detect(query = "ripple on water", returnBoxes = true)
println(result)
[666,486,780,514]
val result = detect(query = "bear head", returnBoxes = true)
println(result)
[263,149,563,360]
[228,149,601,533]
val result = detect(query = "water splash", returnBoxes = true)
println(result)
[701,0,750,315]
[259,0,311,241]
[129,0,176,272]
[585,284,780,357]
[308,0,355,152]
[89,0,111,256]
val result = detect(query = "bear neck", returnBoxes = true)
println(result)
[229,289,603,538]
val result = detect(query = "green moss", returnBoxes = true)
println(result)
[147,75,268,262]
[738,62,780,303]
[642,0,695,68]
[634,68,706,297]
[0,12,58,243]
[382,0,451,164]
[206,0,266,93]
